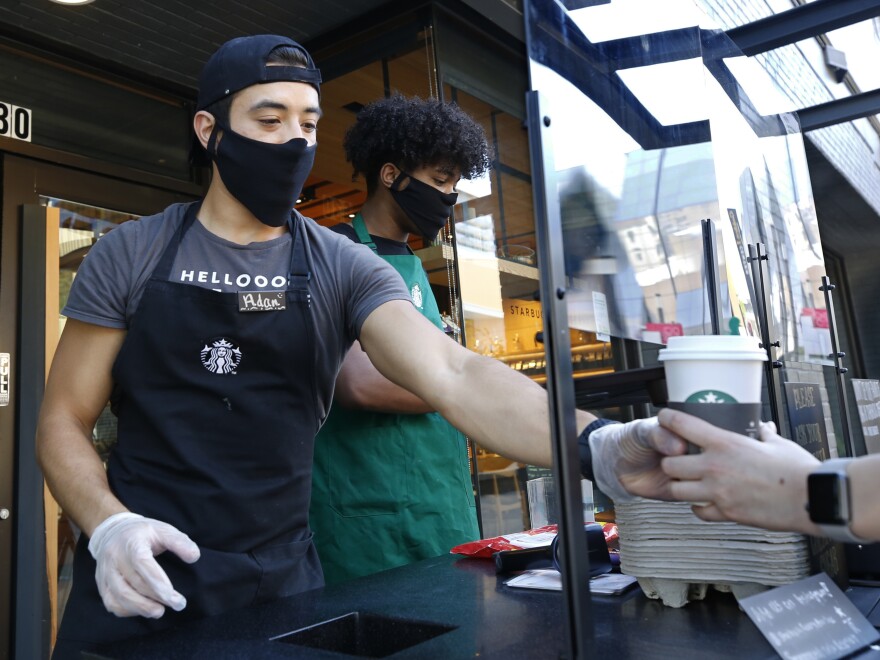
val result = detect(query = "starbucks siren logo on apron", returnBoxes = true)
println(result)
[201,337,242,374]
[685,390,737,404]
[411,282,424,309]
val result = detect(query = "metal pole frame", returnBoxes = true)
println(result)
[747,242,783,428]
[819,276,856,458]
[16,205,51,660]
[701,218,722,335]
[526,89,595,660]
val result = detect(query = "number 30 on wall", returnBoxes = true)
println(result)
[0,102,33,142]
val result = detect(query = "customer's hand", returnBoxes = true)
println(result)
[659,408,821,533]
[88,512,201,618]
[589,417,688,502]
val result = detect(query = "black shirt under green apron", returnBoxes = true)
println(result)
[310,214,478,584]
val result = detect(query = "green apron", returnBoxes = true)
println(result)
[310,214,479,584]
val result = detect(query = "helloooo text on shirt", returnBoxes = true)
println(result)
[178,269,289,291]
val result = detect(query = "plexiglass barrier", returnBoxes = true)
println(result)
[525,0,829,364]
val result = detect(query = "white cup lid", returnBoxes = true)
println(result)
[658,335,767,362]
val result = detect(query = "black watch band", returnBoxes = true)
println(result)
[578,418,620,481]
[807,458,872,544]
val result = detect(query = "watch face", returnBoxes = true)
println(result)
[807,473,847,525]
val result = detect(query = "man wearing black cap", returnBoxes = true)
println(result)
[37,35,686,657]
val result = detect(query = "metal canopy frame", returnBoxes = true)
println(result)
[725,0,880,57]
[531,0,880,148]
[724,0,880,130]
[551,0,880,138]
[798,88,880,132]
[531,6,880,158]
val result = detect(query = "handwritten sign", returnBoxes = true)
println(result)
[784,382,847,588]
[784,382,832,460]
[851,379,880,455]
[739,572,880,660]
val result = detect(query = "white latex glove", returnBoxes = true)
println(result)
[88,512,201,618]
[589,417,686,503]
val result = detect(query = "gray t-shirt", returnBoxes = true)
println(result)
[63,202,411,422]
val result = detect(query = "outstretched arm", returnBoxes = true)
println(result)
[333,340,433,414]
[359,301,585,466]
[358,300,686,494]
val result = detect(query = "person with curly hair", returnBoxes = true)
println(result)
[310,95,493,583]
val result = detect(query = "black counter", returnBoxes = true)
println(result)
[90,554,880,659]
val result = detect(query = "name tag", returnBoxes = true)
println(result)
[238,291,286,312]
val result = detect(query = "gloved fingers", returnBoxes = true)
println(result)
[90,514,199,618]
[633,416,659,438]
[639,418,688,458]
[123,545,187,612]
[629,417,658,451]
[591,418,655,463]
[616,419,661,466]
[98,572,166,619]
[152,524,201,564]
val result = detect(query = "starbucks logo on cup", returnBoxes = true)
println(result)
[685,390,737,404]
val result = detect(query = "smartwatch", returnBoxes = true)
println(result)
[806,458,871,544]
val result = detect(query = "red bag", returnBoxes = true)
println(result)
[451,523,620,559]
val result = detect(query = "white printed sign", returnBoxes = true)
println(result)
[0,102,32,142]
[592,291,611,343]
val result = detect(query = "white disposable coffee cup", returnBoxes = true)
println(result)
[658,335,767,404]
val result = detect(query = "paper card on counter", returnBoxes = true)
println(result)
[506,570,637,595]
[505,569,561,591]
[500,531,556,548]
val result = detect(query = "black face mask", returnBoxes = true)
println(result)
[208,121,315,228]
[389,172,458,242]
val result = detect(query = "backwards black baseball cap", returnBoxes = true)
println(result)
[196,34,322,112]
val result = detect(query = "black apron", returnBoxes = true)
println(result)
[54,204,323,657]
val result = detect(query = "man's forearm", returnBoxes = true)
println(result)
[431,351,596,467]
[359,301,597,466]
[37,412,127,538]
